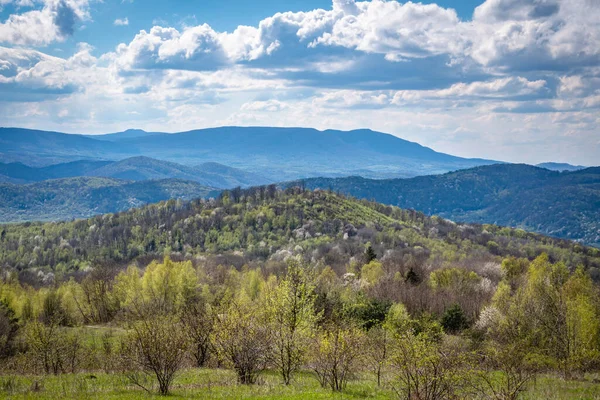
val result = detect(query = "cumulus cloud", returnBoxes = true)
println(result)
[114,25,229,72]
[0,0,90,46]
[0,43,100,100]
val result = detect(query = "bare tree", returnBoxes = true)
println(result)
[389,333,469,400]
[122,314,189,395]
[181,299,215,367]
[471,343,537,400]
[212,300,272,384]
[310,322,364,391]
[364,326,390,386]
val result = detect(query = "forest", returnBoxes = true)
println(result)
[1,187,600,399]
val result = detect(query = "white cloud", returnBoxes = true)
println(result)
[114,17,128,26]
[0,0,90,46]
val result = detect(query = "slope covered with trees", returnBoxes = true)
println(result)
[293,164,600,247]
[0,177,219,222]
[0,187,598,280]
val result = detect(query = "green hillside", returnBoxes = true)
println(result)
[1,186,597,277]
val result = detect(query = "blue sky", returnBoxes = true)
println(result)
[0,0,599,165]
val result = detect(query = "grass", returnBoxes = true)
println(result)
[1,369,600,399]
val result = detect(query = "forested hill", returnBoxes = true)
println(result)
[1,187,598,285]
[0,177,219,222]
[290,164,600,247]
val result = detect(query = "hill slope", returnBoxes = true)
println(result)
[0,126,499,179]
[0,177,219,222]
[291,164,600,246]
[0,188,598,275]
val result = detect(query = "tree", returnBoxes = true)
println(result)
[361,260,384,286]
[122,314,189,395]
[472,342,537,400]
[23,321,83,375]
[441,304,468,334]
[212,298,272,384]
[364,245,377,264]
[389,332,468,400]
[310,322,364,391]
[76,264,119,323]
[364,325,390,386]
[266,260,320,385]
[181,298,215,368]
[0,300,18,359]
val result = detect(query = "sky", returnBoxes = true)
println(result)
[0,0,599,165]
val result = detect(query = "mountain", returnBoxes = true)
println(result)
[537,162,586,171]
[89,157,270,188]
[84,129,165,142]
[0,127,129,166]
[0,126,500,180]
[0,157,270,188]
[0,177,219,222]
[289,164,600,247]
[1,187,598,275]
[0,160,112,183]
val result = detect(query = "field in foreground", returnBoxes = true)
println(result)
[1,369,600,399]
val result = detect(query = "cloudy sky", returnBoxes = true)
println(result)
[0,0,599,165]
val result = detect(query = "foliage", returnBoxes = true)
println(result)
[310,322,364,391]
[266,259,320,385]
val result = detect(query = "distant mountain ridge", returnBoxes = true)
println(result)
[0,126,501,180]
[289,164,600,247]
[536,162,586,171]
[0,177,219,222]
[0,157,271,188]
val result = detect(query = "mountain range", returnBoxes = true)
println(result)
[290,164,600,247]
[0,157,270,188]
[0,126,500,180]
[0,126,596,246]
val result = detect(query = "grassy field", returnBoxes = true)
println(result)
[1,369,600,399]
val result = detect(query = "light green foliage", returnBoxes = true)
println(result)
[310,323,365,392]
[361,260,384,286]
[429,267,480,290]
[383,303,412,335]
[114,257,197,314]
[266,260,321,385]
